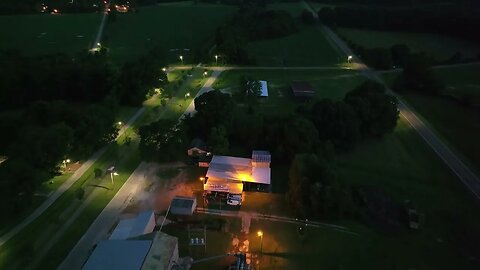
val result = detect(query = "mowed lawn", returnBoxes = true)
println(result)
[247,26,343,66]
[243,2,342,66]
[0,13,101,55]
[381,64,480,173]
[103,3,236,62]
[333,118,480,269]
[337,27,480,62]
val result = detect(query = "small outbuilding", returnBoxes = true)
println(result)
[170,196,197,216]
[259,80,268,97]
[291,81,315,98]
[110,211,156,240]
[83,240,152,270]
[187,138,208,157]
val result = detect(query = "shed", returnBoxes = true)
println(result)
[141,232,179,270]
[291,81,315,98]
[83,240,152,270]
[170,196,197,216]
[187,138,208,157]
[259,80,268,97]
[110,211,156,240]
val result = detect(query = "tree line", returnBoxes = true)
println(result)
[214,4,298,64]
[317,4,480,43]
[0,48,167,218]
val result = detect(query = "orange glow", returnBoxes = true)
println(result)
[238,174,255,182]
[257,231,263,237]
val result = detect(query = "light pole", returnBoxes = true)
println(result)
[200,177,207,209]
[110,171,119,188]
[257,231,263,254]
[179,55,183,64]
[62,158,71,170]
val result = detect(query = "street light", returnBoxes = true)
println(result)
[347,55,353,63]
[179,55,183,64]
[257,231,263,254]
[62,158,71,169]
[215,55,218,64]
[110,171,119,188]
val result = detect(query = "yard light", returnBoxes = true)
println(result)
[347,55,353,63]
[110,171,119,187]
[62,158,71,169]
[257,231,263,254]
[203,71,208,77]
[97,42,101,47]
[118,121,122,126]
[162,67,167,72]
[200,177,205,181]
[215,55,218,64]
[179,55,183,64]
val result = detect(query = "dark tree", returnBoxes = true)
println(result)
[287,153,337,218]
[310,99,360,150]
[345,80,399,138]
[390,44,411,68]
[318,7,336,26]
[393,53,444,95]
[301,9,316,25]
[208,126,229,155]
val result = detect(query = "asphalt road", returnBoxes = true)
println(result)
[58,162,150,270]
[320,24,480,199]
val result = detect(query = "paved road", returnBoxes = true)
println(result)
[319,21,480,199]
[180,69,224,119]
[58,162,149,270]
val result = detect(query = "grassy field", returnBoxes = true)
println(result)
[240,2,343,67]
[247,26,343,66]
[337,27,480,62]
[0,13,101,55]
[380,64,480,173]
[332,117,480,269]
[104,3,236,62]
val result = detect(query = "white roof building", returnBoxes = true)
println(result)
[83,232,179,270]
[110,211,156,240]
[83,240,152,270]
[259,81,268,97]
[204,151,271,193]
